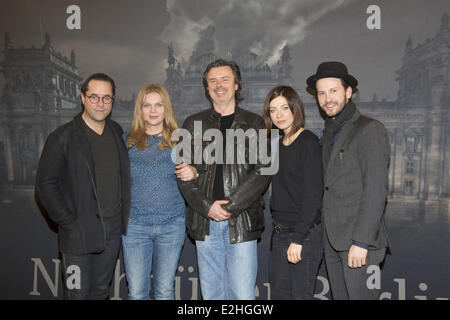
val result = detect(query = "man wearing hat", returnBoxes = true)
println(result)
[307,62,390,299]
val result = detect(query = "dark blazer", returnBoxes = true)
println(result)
[35,113,131,255]
[321,107,390,251]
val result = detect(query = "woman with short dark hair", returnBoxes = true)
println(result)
[263,85,324,300]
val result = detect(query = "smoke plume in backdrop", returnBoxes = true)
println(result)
[160,0,355,67]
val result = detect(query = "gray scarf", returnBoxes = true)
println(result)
[322,100,356,170]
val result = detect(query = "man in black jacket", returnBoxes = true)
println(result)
[177,59,271,300]
[35,73,130,299]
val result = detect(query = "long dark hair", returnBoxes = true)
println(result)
[263,85,305,138]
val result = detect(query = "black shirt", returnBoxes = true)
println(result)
[82,120,121,218]
[213,113,235,200]
[270,130,323,245]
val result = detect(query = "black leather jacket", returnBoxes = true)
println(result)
[177,106,271,243]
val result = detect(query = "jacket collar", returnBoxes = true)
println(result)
[70,112,124,185]
[72,112,84,129]
[350,106,361,123]
[325,106,362,180]
[70,113,96,181]
[206,105,248,127]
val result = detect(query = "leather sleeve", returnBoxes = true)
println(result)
[176,116,213,219]
[222,116,271,217]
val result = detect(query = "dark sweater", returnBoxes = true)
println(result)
[83,120,121,218]
[270,130,323,245]
[213,113,235,200]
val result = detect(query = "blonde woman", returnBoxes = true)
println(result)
[122,84,195,300]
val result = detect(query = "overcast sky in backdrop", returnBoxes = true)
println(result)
[0,0,448,102]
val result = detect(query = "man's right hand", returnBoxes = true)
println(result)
[208,200,231,221]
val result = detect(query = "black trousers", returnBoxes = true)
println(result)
[269,223,323,300]
[62,215,122,300]
[323,230,386,300]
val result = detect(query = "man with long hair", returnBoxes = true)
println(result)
[177,59,270,300]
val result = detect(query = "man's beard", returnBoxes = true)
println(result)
[322,99,348,118]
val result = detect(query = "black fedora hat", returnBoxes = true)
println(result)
[306,61,358,89]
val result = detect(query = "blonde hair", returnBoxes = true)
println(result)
[126,84,179,151]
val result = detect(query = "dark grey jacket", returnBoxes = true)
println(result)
[35,113,131,255]
[321,107,391,251]
[177,106,271,243]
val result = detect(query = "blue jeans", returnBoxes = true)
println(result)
[122,215,185,300]
[195,220,258,300]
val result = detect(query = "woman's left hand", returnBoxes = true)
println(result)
[175,163,197,181]
[287,243,303,264]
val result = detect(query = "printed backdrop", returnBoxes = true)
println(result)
[0,0,449,299]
